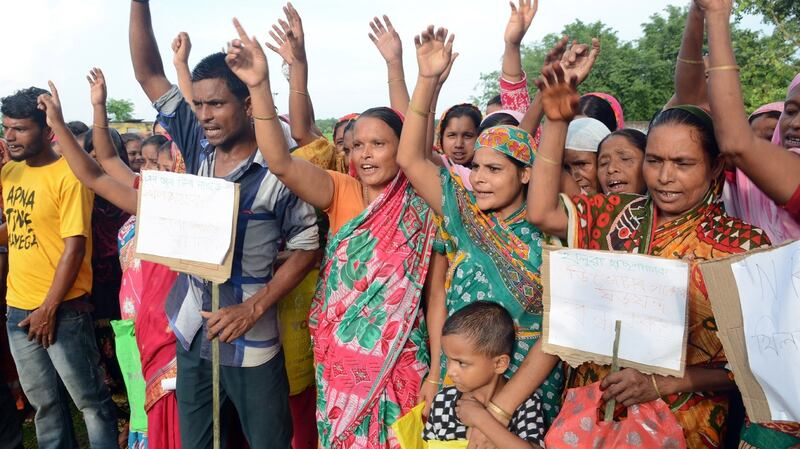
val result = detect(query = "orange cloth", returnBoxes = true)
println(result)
[324,171,365,235]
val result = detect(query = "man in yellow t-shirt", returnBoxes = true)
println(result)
[1,87,118,447]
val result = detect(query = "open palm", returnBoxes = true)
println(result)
[226,18,269,88]
[369,15,403,63]
[504,0,538,45]
[536,63,580,122]
[414,26,455,79]
[87,68,107,107]
[560,37,600,86]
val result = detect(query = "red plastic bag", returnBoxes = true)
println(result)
[545,382,686,449]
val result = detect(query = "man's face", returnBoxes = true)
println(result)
[191,78,250,149]
[1,117,49,162]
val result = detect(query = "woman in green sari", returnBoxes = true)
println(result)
[396,25,563,427]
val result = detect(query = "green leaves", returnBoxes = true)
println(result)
[106,98,135,122]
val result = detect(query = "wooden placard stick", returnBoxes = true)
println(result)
[604,320,622,423]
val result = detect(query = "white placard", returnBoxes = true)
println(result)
[546,249,689,374]
[731,241,800,422]
[135,171,235,265]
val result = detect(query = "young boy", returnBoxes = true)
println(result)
[424,301,546,448]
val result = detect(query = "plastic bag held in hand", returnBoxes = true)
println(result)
[544,383,686,449]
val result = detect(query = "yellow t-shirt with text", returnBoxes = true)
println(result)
[1,157,94,310]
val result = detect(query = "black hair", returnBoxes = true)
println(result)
[157,140,173,157]
[83,128,130,166]
[648,107,720,160]
[1,87,49,129]
[121,133,143,145]
[141,134,169,150]
[357,107,403,139]
[439,104,482,147]
[598,128,647,155]
[333,119,356,139]
[442,301,515,358]
[478,113,519,134]
[487,94,502,107]
[67,121,89,136]
[191,52,249,102]
[344,119,357,134]
[579,95,618,131]
[748,110,781,124]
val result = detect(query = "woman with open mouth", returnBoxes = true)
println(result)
[596,128,648,196]
[225,8,436,448]
[397,21,565,435]
[528,59,771,449]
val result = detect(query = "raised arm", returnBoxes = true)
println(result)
[172,32,194,106]
[129,0,172,102]
[526,64,580,239]
[369,15,410,112]
[396,26,455,216]
[87,68,137,188]
[267,3,321,147]
[502,0,537,84]
[518,36,569,134]
[666,3,709,109]
[38,82,138,215]
[226,18,334,210]
[425,52,459,156]
[701,0,800,204]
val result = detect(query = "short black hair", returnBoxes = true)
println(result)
[439,104,482,147]
[157,140,173,156]
[579,95,618,131]
[478,113,519,134]
[84,128,130,166]
[67,121,89,136]
[487,94,502,107]
[358,107,404,139]
[142,134,169,149]
[443,301,515,358]
[191,52,249,102]
[649,107,720,160]
[748,110,781,124]
[1,87,49,129]
[121,133,143,145]
[599,128,646,155]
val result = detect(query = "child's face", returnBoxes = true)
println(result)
[442,335,508,394]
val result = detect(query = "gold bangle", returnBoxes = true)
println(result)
[93,122,109,129]
[252,112,277,121]
[408,103,429,118]
[487,401,512,421]
[425,377,440,386]
[536,153,562,166]
[388,78,405,84]
[706,65,740,73]
[650,374,662,398]
[290,89,309,97]
[677,57,704,65]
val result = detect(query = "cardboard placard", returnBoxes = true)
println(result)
[699,240,800,423]
[542,246,690,377]
[134,171,239,284]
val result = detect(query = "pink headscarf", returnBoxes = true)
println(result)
[748,102,784,121]
[727,73,800,243]
[583,92,625,130]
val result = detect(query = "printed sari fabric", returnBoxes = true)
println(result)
[310,173,436,449]
[561,183,770,449]
[118,190,182,449]
[438,167,563,423]
[739,420,800,449]
[292,136,347,173]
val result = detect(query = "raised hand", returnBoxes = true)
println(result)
[266,2,306,65]
[414,26,455,79]
[535,63,580,122]
[226,18,269,88]
[86,68,107,107]
[504,0,538,46]
[438,52,459,86]
[369,15,403,64]
[692,0,733,14]
[560,37,600,86]
[543,35,570,68]
[36,81,66,129]
[172,32,192,67]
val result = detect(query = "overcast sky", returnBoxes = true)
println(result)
[3,1,767,123]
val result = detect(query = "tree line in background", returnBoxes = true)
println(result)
[469,4,799,121]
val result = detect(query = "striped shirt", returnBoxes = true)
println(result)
[154,85,319,367]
